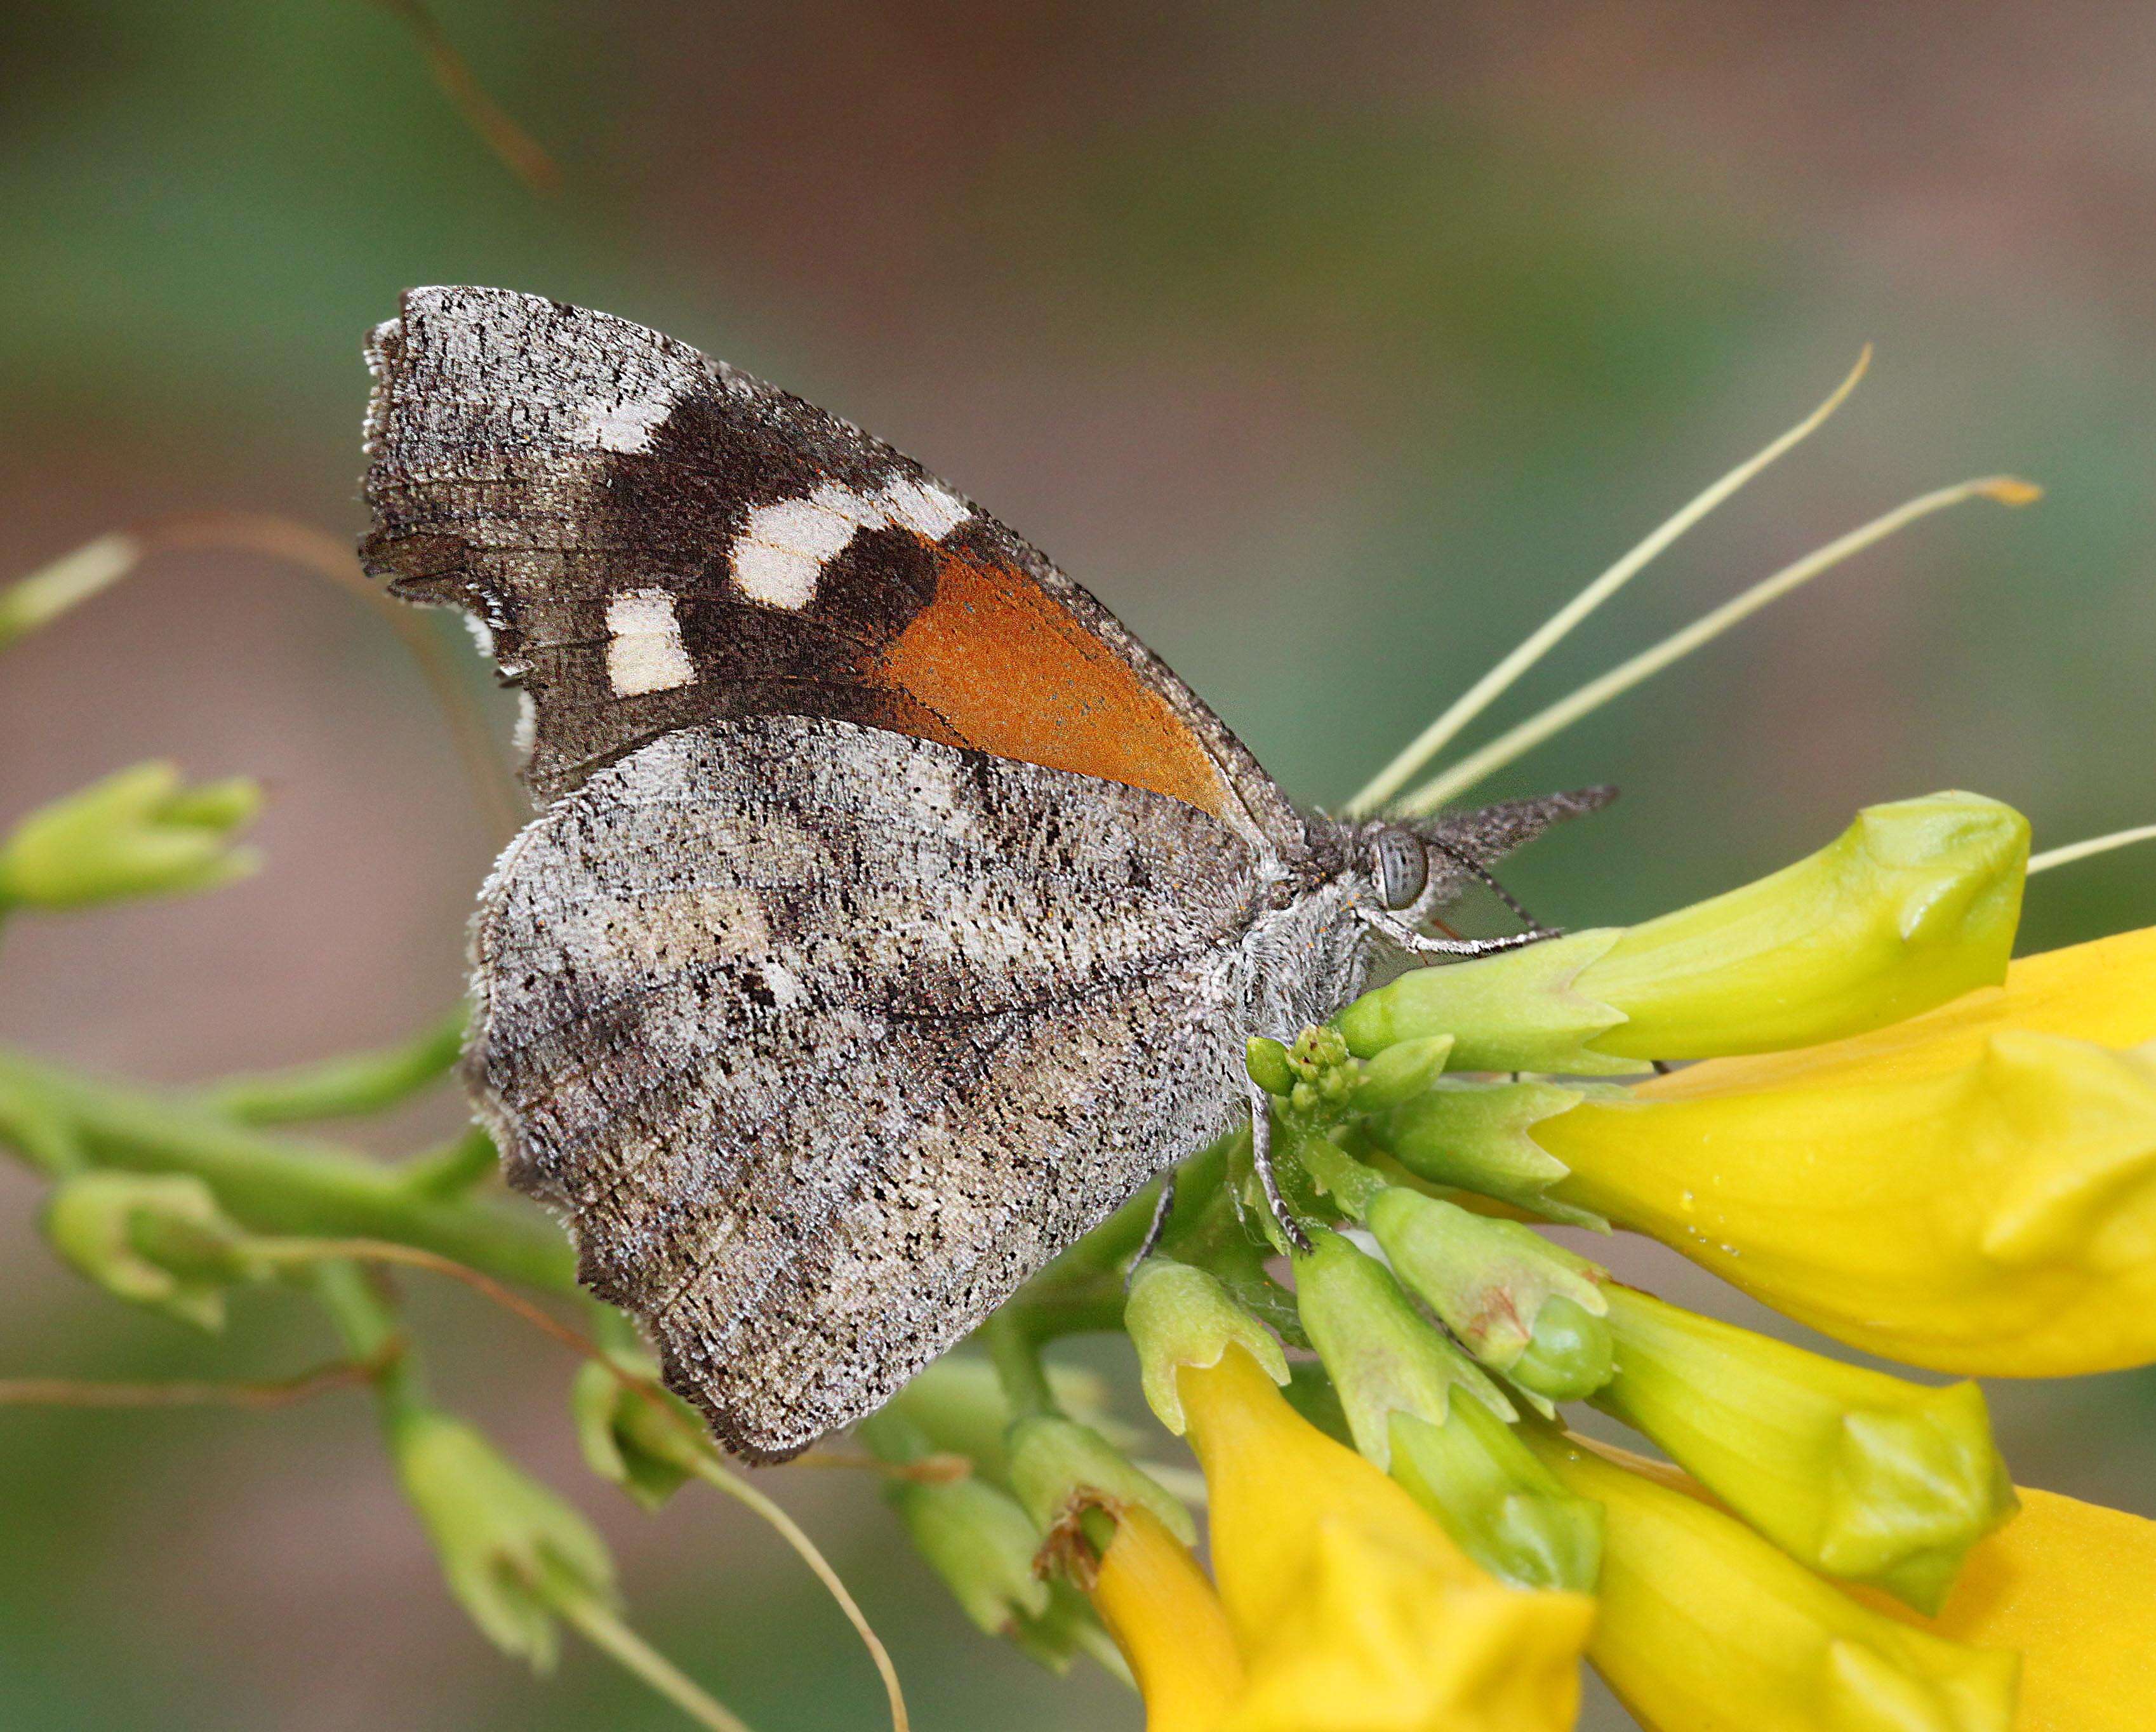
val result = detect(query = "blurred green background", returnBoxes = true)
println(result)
[3,3,2153,1728]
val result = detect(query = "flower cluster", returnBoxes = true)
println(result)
[879,791,2156,1731]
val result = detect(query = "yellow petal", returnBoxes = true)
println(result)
[1853,1487,2156,1732]
[1176,1346,1488,1636]
[1089,1505,1243,1732]
[1531,1434,2018,1732]
[1223,1517,1592,1732]
[1642,926,2156,1101]
[1542,1030,2156,1375]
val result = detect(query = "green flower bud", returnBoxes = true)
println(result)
[879,1356,1122,1486]
[886,1472,1052,1637]
[1293,1230,1513,1467]
[1348,1033,1456,1112]
[571,1353,704,1510]
[1366,1188,1613,1406]
[1594,1287,2017,1613]
[1373,1076,1613,1229]
[0,762,261,912]
[1124,1260,1289,1435]
[390,1408,617,1670]
[1007,1414,1195,1545]
[1336,793,2028,1069]
[43,1171,257,1329]
[1512,1295,1616,1403]
[1388,1404,1604,1594]
[1245,1035,1296,1097]
[0,531,140,650]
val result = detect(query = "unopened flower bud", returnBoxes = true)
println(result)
[1293,1230,1514,1465]
[43,1171,256,1329]
[0,762,261,912]
[1594,1286,2016,1612]
[390,1407,618,1670]
[1388,1404,1604,1594]
[887,1472,1053,1637]
[1366,1188,1613,1404]
[1007,1413,1195,1545]
[1336,793,2027,1070]
[1526,1430,2019,1732]
[1124,1260,1289,1435]
[571,1353,705,1510]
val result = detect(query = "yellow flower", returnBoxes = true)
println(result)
[1088,1505,1246,1732]
[1530,930,2156,1375]
[1527,1432,2018,1732]
[1176,1345,1592,1732]
[1854,1486,2156,1732]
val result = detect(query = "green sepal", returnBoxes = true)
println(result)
[1388,1404,1604,1594]
[1374,1076,1614,1229]
[1333,928,1642,1075]
[42,1171,258,1329]
[1294,1230,1513,1469]
[570,1352,704,1510]
[1367,1187,1613,1406]
[390,1407,617,1671]
[1007,1414,1196,1545]
[1124,1260,1289,1435]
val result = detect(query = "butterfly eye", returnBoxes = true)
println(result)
[1371,827,1428,911]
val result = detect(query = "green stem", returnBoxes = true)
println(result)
[982,1309,1055,1423]
[397,1124,500,1198]
[0,1048,573,1295]
[549,1583,757,1732]
[196,1009,466,1123]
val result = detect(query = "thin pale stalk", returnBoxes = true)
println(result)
[2029,823,2156,874]
[686,1456,911,1732]
[1398,476,2040,813]
[1347,347,1872,815]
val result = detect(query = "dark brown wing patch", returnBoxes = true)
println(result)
[361,287,1297,844]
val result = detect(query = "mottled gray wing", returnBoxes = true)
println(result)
[469,714,1261,1460]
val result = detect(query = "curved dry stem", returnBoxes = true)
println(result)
[251,1237,910,1732]
[365,0,562,194]
[139,512,523,839]
[0,1356,386,1410]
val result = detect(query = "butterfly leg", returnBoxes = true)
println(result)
[1124,1175,1179,1283]
[1247,1073,1315,1255]
[1354,907,1558,958]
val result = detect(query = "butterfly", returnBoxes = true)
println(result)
[360,287,1600,1460]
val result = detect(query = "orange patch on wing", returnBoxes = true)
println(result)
[876,548,1234,820]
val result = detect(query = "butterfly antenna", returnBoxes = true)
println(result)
[1344,348,1873,816]
[2029,823,2156,874]
[1394,474,2042,815]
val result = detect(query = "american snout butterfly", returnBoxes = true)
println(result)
[361,288,1599,1460]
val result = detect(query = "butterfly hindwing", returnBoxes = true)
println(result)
[361,286,1305,851]
[470,715,1260,1458]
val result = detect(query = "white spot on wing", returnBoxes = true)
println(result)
[605,588,696,695]
[879,477,969,540]
[575,393,676,453]
[727,474,974,611]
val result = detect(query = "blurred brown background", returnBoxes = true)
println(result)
[3,4,2153,1727]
